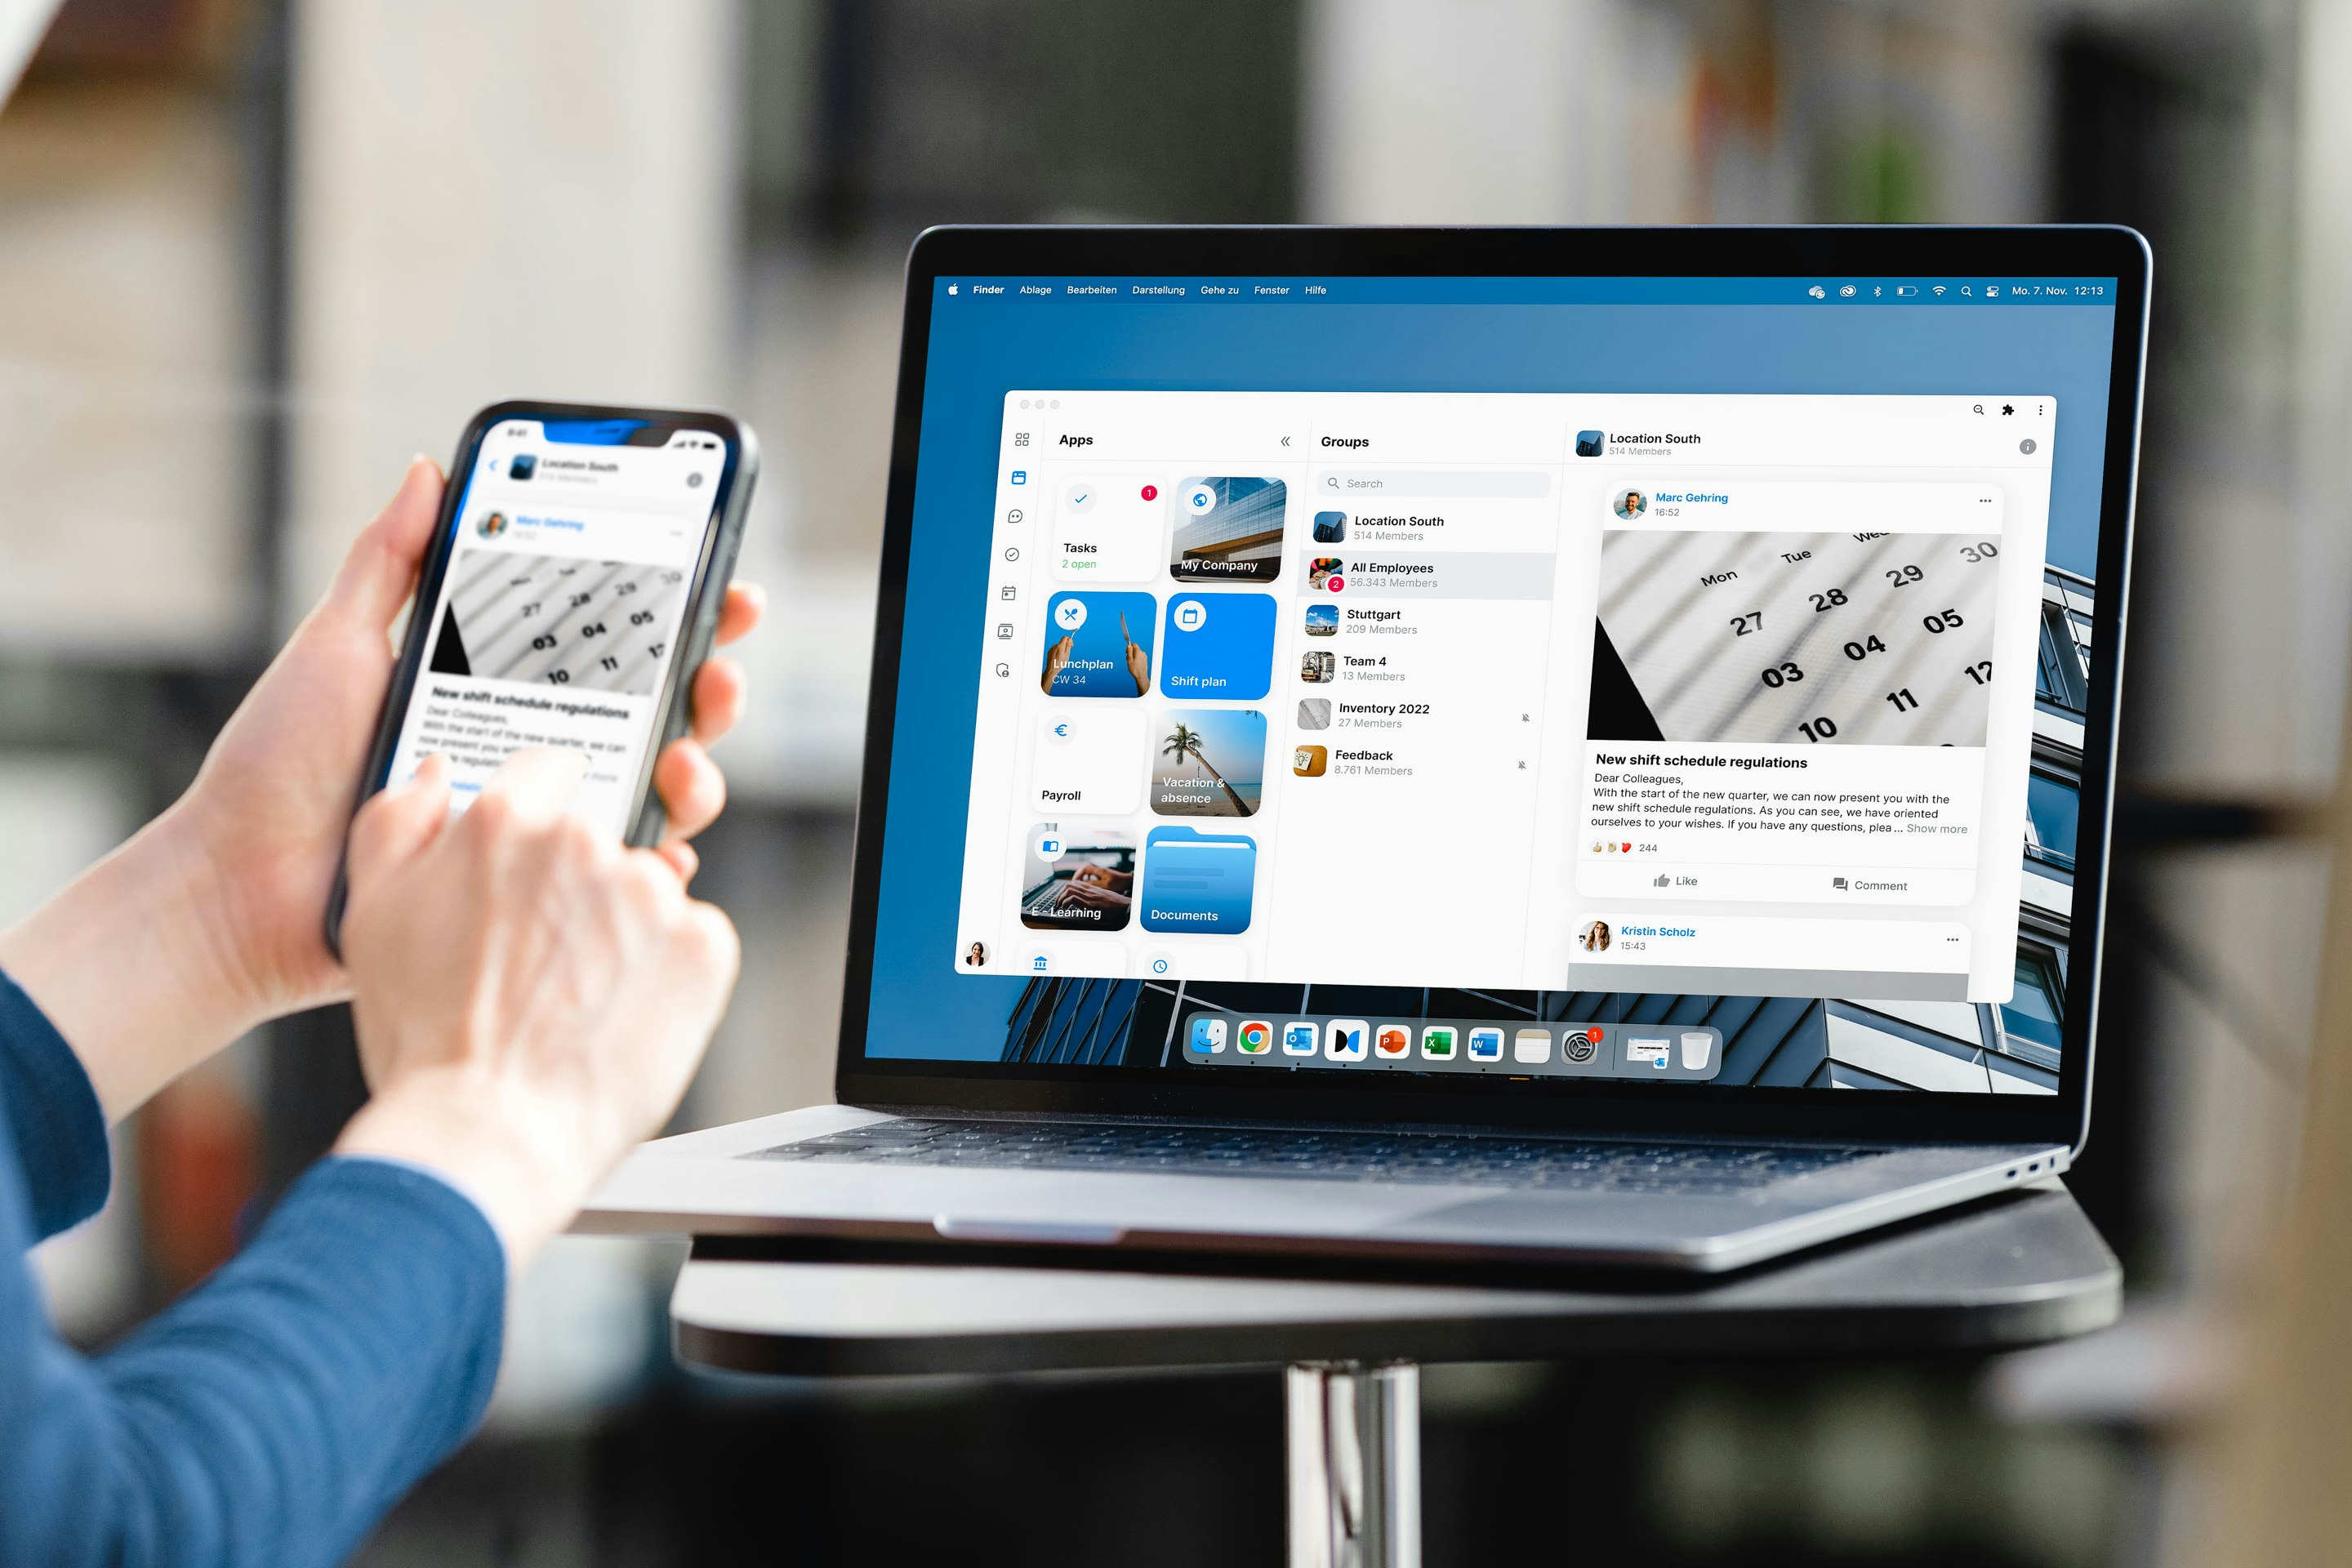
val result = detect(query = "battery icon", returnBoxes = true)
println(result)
[1895,285,1919,296]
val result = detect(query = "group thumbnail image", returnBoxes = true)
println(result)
[1591,528,2000,747]
[427,546,687,697]
[1020,825,1136,932]
[1170,477,1286,584]
[1149,708,1266,817]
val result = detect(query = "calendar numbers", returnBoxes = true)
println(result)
[1599,529,1999,748]
[438,548,690,698]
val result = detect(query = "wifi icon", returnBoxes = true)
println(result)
[1931,285,1948,296]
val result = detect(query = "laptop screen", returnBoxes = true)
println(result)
[860,266,2123,1098]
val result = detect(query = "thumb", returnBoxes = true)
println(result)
[348,753,455,884]
[324,455,445,631]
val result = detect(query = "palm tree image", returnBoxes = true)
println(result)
[1160,722,1253,815]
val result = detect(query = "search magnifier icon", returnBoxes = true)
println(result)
[1972,403,1984,415]
[1325,476,1339,489]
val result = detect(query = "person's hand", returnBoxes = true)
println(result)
[0,457,764,1122]
[1042,634,1074,693]
[176,457,764,1018]
[1120,613,1150,695]
[333,748,740,1264]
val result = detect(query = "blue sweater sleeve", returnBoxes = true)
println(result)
[0,976,509,1566]
[0,971,110,1241]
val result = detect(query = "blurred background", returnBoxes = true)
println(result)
[0,0,2333,1561]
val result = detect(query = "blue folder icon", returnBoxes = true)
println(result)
[1139,826,1258,935]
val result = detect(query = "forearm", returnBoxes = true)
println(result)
[0,808,266,1123]
[335,1070,596,1271]
[2,1159,506,1568]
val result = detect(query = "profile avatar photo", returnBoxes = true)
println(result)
[475,510,509,539]
[1613,489,1647,520]
[964,941,987,967]
[1580,920,1612,952]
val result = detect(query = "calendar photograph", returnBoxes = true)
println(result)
[1589,528,2001,747]
[425,546,688,697]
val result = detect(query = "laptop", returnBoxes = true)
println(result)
[583,225,2149,1272]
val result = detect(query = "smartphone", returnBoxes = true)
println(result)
[326,400,758,950]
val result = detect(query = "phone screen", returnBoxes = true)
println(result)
[381,416,733,833]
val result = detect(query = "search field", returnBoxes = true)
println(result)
[1320,469,1554,499]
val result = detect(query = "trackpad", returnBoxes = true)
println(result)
[1375,1192,1751,1250]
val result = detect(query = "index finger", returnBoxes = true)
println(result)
[475,746,590,822]
[715,581,764,647]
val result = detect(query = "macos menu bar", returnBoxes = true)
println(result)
[937,276,2121,306]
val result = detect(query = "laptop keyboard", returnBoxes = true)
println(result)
[743,1120,1877,1195]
